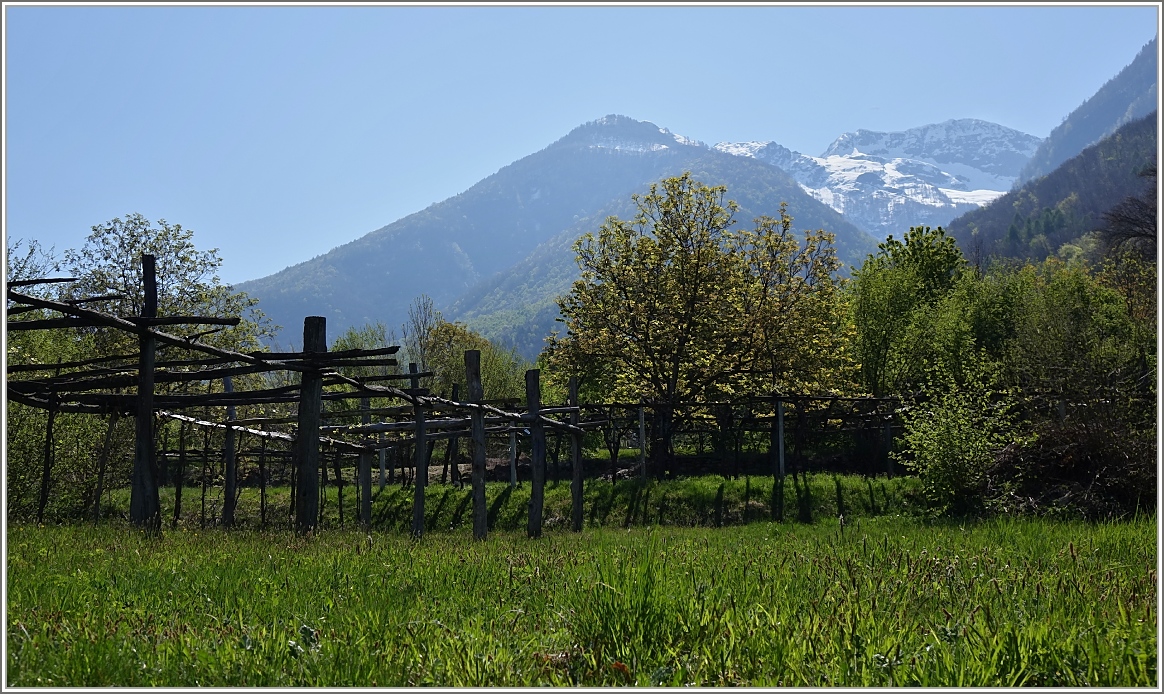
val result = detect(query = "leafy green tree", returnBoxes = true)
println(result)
[549,173,844,465]
[423,321,525,402]
[7,216,273,522]
[849,226,966,396]
[6,240,113,520]
[1002,258,1142,401]
[62,213,272,353]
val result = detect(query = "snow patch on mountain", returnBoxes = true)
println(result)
[563,114,706,154]
[713,119,1040,238]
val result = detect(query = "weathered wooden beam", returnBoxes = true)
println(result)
[526,369,545,539]
[359,396,372,529]
[772,398,785,522]
[466,350,487,540]
[37,398,57,524]
[6,277,77,287]
[295,317,326,534]
[569,376,583,533]
[221,376,238,527]
[8,361,277,394]
[129,254,161,530]
[409,363,428,539]
[244,345,400,360]
[6,317,106,330]
[6,288,316,373]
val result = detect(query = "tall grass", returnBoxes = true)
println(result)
[6,516,1156,686]
[98,473,921,532]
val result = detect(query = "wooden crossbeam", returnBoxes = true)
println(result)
[6,278,77,287]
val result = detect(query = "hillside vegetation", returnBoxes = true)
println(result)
[1017,37,1157,184]
[947,112,1156,263]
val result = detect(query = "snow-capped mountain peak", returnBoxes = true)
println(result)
[558,114,707,153]
[714,119,1043,238]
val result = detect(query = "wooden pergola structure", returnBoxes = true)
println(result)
[7,254,604,538]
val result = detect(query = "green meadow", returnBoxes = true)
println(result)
[6,490,1156,686]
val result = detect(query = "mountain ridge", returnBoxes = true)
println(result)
[712,119,1041,240]
[237,115,874,347]
[1017,36,1157,185]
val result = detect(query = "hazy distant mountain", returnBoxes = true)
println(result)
[714,119,1042,240]
[947,112,1157,262]
[446,148,878,359]
[239,115,875,350]
[1017,36,1157,185]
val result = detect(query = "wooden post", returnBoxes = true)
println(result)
[334,447,344,527]
[294,316,326,534]
[509,430,517,486]
[319,446,328,526]
[526,369,546,539]
[409,363,428,538]
[37,401,57,524]
[200,419,210,528]
[173,421,186,528]
[130,254,161,529]
[92,410,120,524]
[638,403,647,481]
[444,384,462,486]
[466,350,488,540]
[884,415,893,478]
[773,398,785,522]
[359,396,372,528]
[551,432,561,485]
[378,435,387,490]
[288,443,297,525]
[258,429,267,528]
[569,377,583,532]
[221,376,238,526]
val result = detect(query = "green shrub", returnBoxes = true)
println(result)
[896,387,1021,516]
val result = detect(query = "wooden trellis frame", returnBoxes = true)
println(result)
[7,254,606,538]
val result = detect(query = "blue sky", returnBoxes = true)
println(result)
[4,4,1159,284]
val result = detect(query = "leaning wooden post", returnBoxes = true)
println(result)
[509,430,518,486]
[884,411,894,478]
[408,363,428,538]
[444,384,462,486]
[569,376,584,532]
[173,421,186,528]
[378,434,387,491]
[526,369,546,539]
[37,398,57,524]
[130,253,161,530]
[359,396,372,529]
[466,350,488,540]
[638,402,647,481]
[92,409,120,525]
[258,428,268,528]
[294,316,326,534]
[772,397,785,522]
[221,376,238,527]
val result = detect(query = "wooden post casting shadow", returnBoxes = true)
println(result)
[465,350,488,540]
[294,316,326,534]
[526,369,546,539]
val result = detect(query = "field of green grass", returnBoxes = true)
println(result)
[99,473,922,532]
[7,514,1156,686]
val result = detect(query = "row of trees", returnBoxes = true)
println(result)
[545,173,1155,517]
